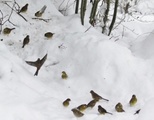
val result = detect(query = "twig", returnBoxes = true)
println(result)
[84,25,92,33]
[32,17,52,22]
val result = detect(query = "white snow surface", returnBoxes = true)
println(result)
[0,0,154,120]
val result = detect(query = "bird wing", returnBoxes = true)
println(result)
[25,58,40,67]
[40,54,47,66]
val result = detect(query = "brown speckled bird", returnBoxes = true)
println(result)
[22,35,30,48]
[44,32,54,38]
[77,104,87,111]
[98,105,112,115]
[71,108,84,117]
[19,3,28,13]
[26,54,47,76]
[90,90,109,101]
[87,99,97,108]
[3,27,15,34]
[35,5,47,17]
[115,102,125,112]
[63,98,71,107]
[129,95,137,106]
[61,71,68,79]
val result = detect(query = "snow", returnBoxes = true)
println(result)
[0,0,154,119]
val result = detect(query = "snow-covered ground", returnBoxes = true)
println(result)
[0,0,154,120]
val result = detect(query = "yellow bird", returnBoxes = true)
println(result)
[129,95,137,106]
[77,104,87,111]
[63,98,71,107]
[35,5,47,17]
[3,27,15,34]
[115,102,125,112]
[61,71,68,79]
[71,108,84,117]
[90,90,109,101]
[44,32,54,38]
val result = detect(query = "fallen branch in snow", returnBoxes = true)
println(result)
[32,17,52,22]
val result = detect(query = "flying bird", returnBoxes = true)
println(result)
[26,54,47,76]
[134,109,141,115]
[90,90,109,101]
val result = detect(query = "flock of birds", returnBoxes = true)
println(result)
[2,3,55,76]
[62,90,140,117]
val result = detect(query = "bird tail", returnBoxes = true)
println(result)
[40,5,47,14]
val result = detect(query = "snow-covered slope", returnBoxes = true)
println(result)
[0,0,154,120]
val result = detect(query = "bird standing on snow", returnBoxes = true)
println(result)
[129,95,137,106]
[71,108,84,117]
[35,5,47,17]
[44,32,54,38]
[63,98,71,107]
[19,3,28,13]
[26,54,47,76]
[98,105,112,115]
[22,35,30,48]
[3,27,15,34]
[77,104,87,112]
[115,102,125,112]
[90,90,109,101]
[61,71,68,79]
[87,99,97,108]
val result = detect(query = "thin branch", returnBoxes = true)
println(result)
[32,18,52,22]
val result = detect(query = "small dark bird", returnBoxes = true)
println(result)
[98,105,112,115]
[87,99,97,108]
[3,27,15,34]
[61,71,68,79]
[129,95,137,106]
[26,54,47,76]
[134,109,141,115]
[115,102,125,112]
[22,35,30,48]
[77,104,87,111]
[71,108,84,117]
[63,98,71,107]
[19,4,28,13]
[44,32,54,38]
[90,90,109,101]
[35,5,47,17]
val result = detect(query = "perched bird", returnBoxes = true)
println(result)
[19,3,28,13]
[98,105,112,115]
[3,27,15,34]
[77,104,87,111]
[44,32,54,38]
[71,108,84,117]
[63,98,71,107]
[87,99,97,108]
[22,35,30,48]
[134,109,141,115]
[35,5,47,17]
[61,71,68,79]
[115,102,125,112]
[26,54,47,76]
[129,95,137,106]
[90,90,109,101]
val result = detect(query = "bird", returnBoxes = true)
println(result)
[44,32,54,38]
[26,54,47,76]
[3,27,15,34]
[98,105,112,115]
[63,98,71,107]
[77,104,87,111]
[71,108,84,117]
[19,3,28,13]
[134,109,141,115]
[22,35,30,48]
[115,102,125,112]
[61,71,68,79]
[87,99,97,108]
[129,94,137,106]
[35,5,47,17]
[90,90,109,101]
